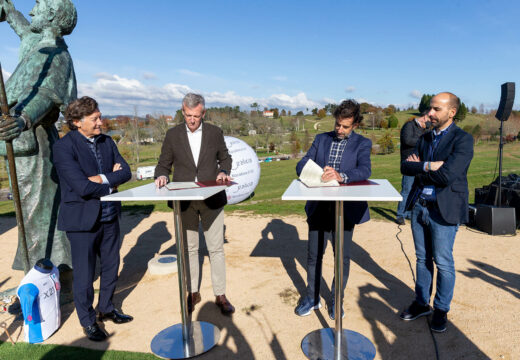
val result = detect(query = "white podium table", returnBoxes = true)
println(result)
[102,182,228,359]
[282,179,402,360]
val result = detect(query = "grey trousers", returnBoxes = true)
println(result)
[181,201,226,296]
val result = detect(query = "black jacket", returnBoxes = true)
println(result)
[401,124,473,225]
[400,119,426,162]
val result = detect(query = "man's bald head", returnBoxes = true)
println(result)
[428,92,461,130]
[434,92,460,112]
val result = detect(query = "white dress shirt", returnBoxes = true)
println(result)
[186,123,203,180]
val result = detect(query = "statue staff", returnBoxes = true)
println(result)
[0,62,30,273]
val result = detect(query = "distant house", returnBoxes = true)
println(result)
[263,110,274,118]
[248,129,257,136]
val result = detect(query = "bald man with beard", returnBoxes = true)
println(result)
[399,92,474,333]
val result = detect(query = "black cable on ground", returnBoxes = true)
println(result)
[396,223,440,360]
[395,224,415,284]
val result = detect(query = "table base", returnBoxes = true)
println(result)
[301,328,376,360]
[151,321,220,359]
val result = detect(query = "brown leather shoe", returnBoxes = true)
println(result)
[187,292,201,313]
[215,294,235,315]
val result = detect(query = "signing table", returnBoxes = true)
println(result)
[282,179,402,360]
[101,182,228,359]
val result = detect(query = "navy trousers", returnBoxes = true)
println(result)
[67,218,120,327]
[306,224,354,305]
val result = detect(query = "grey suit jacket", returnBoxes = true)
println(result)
[154,122,232,209]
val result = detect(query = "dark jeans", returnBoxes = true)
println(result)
[67,219,120,327]
[411,202,458,312]
[396,175,414,219]
[306,226,354,304]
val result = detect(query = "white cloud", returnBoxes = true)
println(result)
[95,72,117,81]
[409,89,422,99]
[322,97,338,105]
[272,75,288,81]
[142,72,157,80]
[265,92,320,109]
[78,73,322,114]
[1,69,11,81]
[355,98,372,104]
[178,69,203,77]
[345,86,356,93]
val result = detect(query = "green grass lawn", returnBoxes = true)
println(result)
[0,341,158,360]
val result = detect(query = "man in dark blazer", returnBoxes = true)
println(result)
[53,96,132,341]
[399,92,473,333]
[154,93,235,315]
[295,99,371,320]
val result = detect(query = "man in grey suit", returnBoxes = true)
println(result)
[154,93,235,315]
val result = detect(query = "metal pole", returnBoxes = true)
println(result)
[173,200,190,353]
[0,62,30,273]
[334,200,345,360]
[498,120,504,207]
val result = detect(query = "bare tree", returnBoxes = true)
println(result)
[150,113,170,143]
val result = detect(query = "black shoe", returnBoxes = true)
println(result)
[400,301,432,321]
[430,309,448,333]
[83,323,107,342]
[395,217,405,225]
[188,292,201,313]
[98,309,133,324]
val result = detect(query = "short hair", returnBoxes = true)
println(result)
[333,99,363,124]
[49,0,77,36]
[65,96,99,130]
[182,93,205,110]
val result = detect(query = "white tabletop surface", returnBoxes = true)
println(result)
[282,179,402,201]
[101,182,227,201]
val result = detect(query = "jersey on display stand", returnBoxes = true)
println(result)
[17,259,61,343]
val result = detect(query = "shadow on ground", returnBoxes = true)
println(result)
[459,259,520,299]
[194,302,255,359]
[251,219,333,330]
[0,215,16,236]
[113,206,170,310]
[251,218,491,359]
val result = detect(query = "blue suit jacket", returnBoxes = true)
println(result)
[53,130,131,232]
[402,124,473,225]
[296,131,372,228]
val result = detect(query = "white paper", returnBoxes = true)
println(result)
[165,182,201,190]
[299,159,339,187]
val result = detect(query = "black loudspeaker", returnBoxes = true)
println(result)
[495,82,515,122]
[475,205,516,235]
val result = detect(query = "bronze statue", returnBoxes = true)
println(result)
[0,0,77,270]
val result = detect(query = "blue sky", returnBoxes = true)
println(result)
[1,0,519,115]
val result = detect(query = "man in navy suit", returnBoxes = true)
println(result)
[399,92,473,333]
[295,99,371,320]
[53,96,132,341]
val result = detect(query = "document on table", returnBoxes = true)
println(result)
[299,159,340,187]
[165,182,201,190]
